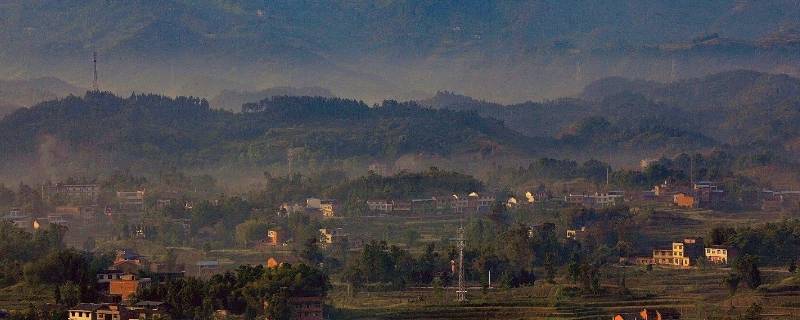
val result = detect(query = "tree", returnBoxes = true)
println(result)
[789,258,797,274]
[235,220,268,247]
[300,238,323,266]
[58,281,81,307]
[735,255,761,289]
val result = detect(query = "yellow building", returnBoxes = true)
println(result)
[320,200,337,217]
[705,245,736,264]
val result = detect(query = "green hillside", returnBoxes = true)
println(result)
[0,92,533,176]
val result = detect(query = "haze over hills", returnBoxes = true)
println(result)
[0,93,531,182]
[0,77,84,117]
[2,70,798,183]
[424,70,800,155]
[1,1,799,102]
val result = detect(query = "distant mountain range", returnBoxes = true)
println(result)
[0,77,83,117]
[423,70,800,156]
[2,70,798,181]
[1,1,798,102]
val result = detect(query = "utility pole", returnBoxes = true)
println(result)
[456,225,466,302]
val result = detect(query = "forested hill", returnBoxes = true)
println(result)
[423,70,800,155]
[0,92,533,176]
[579,70,800,144]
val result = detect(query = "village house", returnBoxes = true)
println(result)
[635,237,705,267]
[278,202,306,217]
[116,191,146,212]
[41,183,99,204]
[96,304,135,320]
[705,245,737,265]
[506,196,518,208]
[366,200,393,213]
[128,301,170,320]
[287,296,324,320]
[692,181,725,207]
[391,200,412,214]
[320,200,337,217]
[319,228,347,246]
[525,185,551,204]
[69,303,103,320]
[2,208,31,230]
[673,192,696,208]
[112,249,148,274]
[267,229,281,246]
[566,226,587,240]
[565,192,624,208]
[613,307,681,320]
[196,260,221,278]
[761,189,800,211]
[109,274,151,302]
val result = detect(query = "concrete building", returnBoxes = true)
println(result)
[705,245,737,265]
[116,191,145,212]
[41,183,99,204]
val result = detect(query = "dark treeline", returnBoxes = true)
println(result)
[0,93,529,173]
[134,264,328,320]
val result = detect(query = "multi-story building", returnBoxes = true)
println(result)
[319,228,347,246]
[267,230,281,246]
[366,200,393,213]
[705,245,737,265]
[320,200,337,217]
[642,238,705,267]
[68,303,102,320]
[116,191,146,212]
[288,296,324,320]
[109,274,151,302]
[41,183,99,204]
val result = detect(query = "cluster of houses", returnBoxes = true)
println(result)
[642,180,725,209]
[365,192,497,215]
[65,247,324,320]
[265,227,351,248]
[68,302,168,320]
[278,198,339,217]
[620,237,737,267]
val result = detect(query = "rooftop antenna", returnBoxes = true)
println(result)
[92,50,99,92]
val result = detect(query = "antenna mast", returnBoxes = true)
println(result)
[92,51,99,91]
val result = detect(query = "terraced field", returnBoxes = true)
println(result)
[330,265,800,319]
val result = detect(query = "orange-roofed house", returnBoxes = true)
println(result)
[673,193,696,208]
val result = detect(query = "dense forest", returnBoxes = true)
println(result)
[0,93,530,177]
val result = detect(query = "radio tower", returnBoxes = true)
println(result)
[455,224,466,302]
[92,51,99,91]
